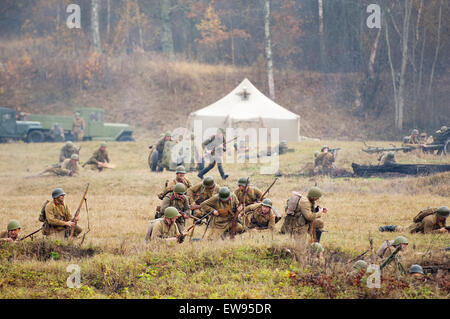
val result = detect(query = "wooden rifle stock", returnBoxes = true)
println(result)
[68,183,90,239]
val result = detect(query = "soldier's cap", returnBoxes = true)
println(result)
[437,206,449,218]
[71,154,79,161]
[353,260,368,271]
[66,141,74,148]
[7,220,21,231]
[307,187,322,199]
[409,264,424,275]
[164,207,180,218]
[52,188,66,199]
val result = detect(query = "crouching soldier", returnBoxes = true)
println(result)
[39,154,81,177]
[186,176,219,218]
[200,187,244,240]
[157,183,190,232]
[157,165,192,200]
[146,207,188,243]
[240,199,276,232]
[0,220,21,242]
[234,177,263,206]
[83,143,111,171]
[379,206,449,234]
[42,188,82,239]
[280,187,327,242]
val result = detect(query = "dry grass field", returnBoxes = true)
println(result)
[0,139,449,299]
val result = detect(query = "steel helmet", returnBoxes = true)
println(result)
[437,206,449,218]
[175,165,186,174]
[261,198,272,208]
[353,260,368,271]
[218,187,231,201]
[202,176,214,187]
[173,183,186,194]
[100,142,107,148]
[386,152,395,159]
[70,154,79,161]
[403,136,410,143]
[7,220,21,231]
[66,141,74,148]
[238,177,249,186]
[52,188,66,199]
[409,264,424,275]
[321,145,329,152]
[164,207,179,218]
[411,129,419,135]
[393,236,408,246]
[307,187,322,199]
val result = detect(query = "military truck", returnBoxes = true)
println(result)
[0,107,134,143]
[0,107,47,143]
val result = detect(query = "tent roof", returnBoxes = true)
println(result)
[190,78,300,121]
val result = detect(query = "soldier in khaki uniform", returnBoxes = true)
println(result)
[379,151,396,165]
[234,177,263,206]
[39,154,81,177]
[59,141,79,163]
[49,123,65,142]
[157,165,192,200]
[42,188,82,239]
[83,143,110,171]
[186,176,219,218]
[158,183,190,232]
[379,206,449,234]
[314,146,336,175]
[71,112,85,141]
[200,187,244,239]
[0,220,21,242]
[280,187,327,242]
[240,199,276,231]
[407,129,420,144]
[149,207,187,243]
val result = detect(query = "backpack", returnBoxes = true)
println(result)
[285,192,302,216]
[144,218,163,243]
[412,207,435,223]
[39,200,50,222]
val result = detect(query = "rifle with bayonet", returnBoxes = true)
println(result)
[230,177,249,239]
[259,178,281,223]
[66,183,89,239]
[19,227,43,241]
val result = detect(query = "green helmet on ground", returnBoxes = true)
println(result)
[173,183,186,194]
[238,177,248,186]
[71,154,79,161]
[437,206,449,218]
[66,141,74,148]
[218,187,231,201]
[409,264,424,275]
[307,187,322,199]
[353,260,368,271]
[202,176,214,187]
[7,220,21,231]
[309,242,324,254]
[393,236,408,246]
[175,165,186,174]
[261,198,272,208]
[52,188,66,199]
[164,207,179,218]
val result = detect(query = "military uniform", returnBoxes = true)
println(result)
[242,203,275,230]
[59,144,78,163]
[43,200,82,238]
[84,148,110,171]
[41,158,81,176]
[314,152,335,174]
[150,219,180,241]
[50,125,65,142]
[380,152,396,165]
[200,194,244,239]
[159,193,190,231]
[398,212,446,234]
[71,116,85,141]
[280,193,324,236]
[158,178,192,200]
[186,182,219,217]
[234,187,262,206]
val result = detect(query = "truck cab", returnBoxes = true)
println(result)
[0,107,44,142]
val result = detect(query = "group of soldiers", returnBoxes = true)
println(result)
[402,126,448,155]
[35,141,112,177]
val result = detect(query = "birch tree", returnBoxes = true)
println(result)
[264,0,275,100]
[91,0,102,53]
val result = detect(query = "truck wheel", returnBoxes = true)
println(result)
[117,135,134,142]
[444,139,450,156]
[27,130,45,143]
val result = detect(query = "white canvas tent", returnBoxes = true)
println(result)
[187,78,301,141]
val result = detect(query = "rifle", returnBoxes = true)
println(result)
[362,145,412,154]
[177,211,214,243]
[206,136,237,154]
[329,148,341,154]
[230,177,249,239]
[66,183,89,239]
[380,246,406,277]
[19,227,43,241]
[422,265,450,274]
[348,249,370,264]
[259,177,278,201]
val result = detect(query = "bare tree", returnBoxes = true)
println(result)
[318,0,326,71]
[160,0,175,60]
[91,0,102,53]
[264,0,275,100]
